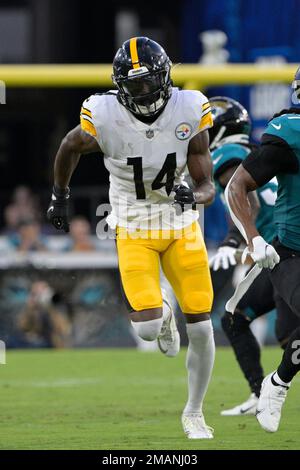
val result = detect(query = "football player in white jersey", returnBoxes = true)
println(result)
[47,37,216,439]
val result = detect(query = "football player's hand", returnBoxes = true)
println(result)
[173,185,196,213]
[47,186,70,233]
[241,236,280,270]
[209,246,237,271]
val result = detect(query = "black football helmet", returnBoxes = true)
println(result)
[208,96,251,149]
[112,37,172,118]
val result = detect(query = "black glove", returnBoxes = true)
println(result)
[173,184,196,214]
[47,185,70,233]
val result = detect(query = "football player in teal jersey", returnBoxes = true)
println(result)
[209,97,300,416]
[226,67,300,432]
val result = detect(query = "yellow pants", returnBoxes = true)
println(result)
[116,222,213,314]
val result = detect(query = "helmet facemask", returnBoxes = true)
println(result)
[113,65,172,117]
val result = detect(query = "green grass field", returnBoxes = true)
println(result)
[0,347,299,450]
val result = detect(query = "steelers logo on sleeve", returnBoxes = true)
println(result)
[175,122,192,140]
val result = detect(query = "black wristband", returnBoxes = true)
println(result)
[220,237,240,249]
[220,225,244,249]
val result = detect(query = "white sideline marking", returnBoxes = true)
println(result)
[1,376,298,389]
[0,376,187,388]
[1,378,104,388]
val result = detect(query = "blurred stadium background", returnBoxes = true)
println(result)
[0,0,299,351]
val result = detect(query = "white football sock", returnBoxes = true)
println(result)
[183,319,215,415]
[131,317,163,341]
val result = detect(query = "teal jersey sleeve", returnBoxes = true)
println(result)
[264,113,300,152]
[264,113,300,250]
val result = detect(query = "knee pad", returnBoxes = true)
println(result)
[276,323,296,350]
[131,317,163,341]
[279,325,300,350]
[128,289,162,312]
[221,311,250,339]
[181,290,213,314]
[275,305,300,349]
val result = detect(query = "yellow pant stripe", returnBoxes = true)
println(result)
[129,37,140,69]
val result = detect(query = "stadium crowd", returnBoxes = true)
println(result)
[0,185,128,350]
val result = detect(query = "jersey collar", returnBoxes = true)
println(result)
[117,87,179,135]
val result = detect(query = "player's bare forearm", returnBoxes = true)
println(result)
[247,190,260,222]
[54,148,80,190]
[218,165,260,222]
[226,165,260,247]
[187,130,215,206]
[54,125,100,189]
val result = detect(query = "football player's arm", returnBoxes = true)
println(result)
[54,124,100,189]
[209,164,259,271]
[224,138,299,269]
[226,135,298,247]
[224,164,280,268]
[48,125,100,232]
[218,165,260,227]
[187,130,215,206]
[225,165,260,249]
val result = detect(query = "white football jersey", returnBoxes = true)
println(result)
[80,87,213,230]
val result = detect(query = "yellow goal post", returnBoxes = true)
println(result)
[0,63,298,89]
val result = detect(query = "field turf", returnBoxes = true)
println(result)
[0,347,299,450]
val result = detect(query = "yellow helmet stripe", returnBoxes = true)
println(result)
[129,37,140,69]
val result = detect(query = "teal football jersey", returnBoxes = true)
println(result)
[212,142,277,243]
[263,113,300,250]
